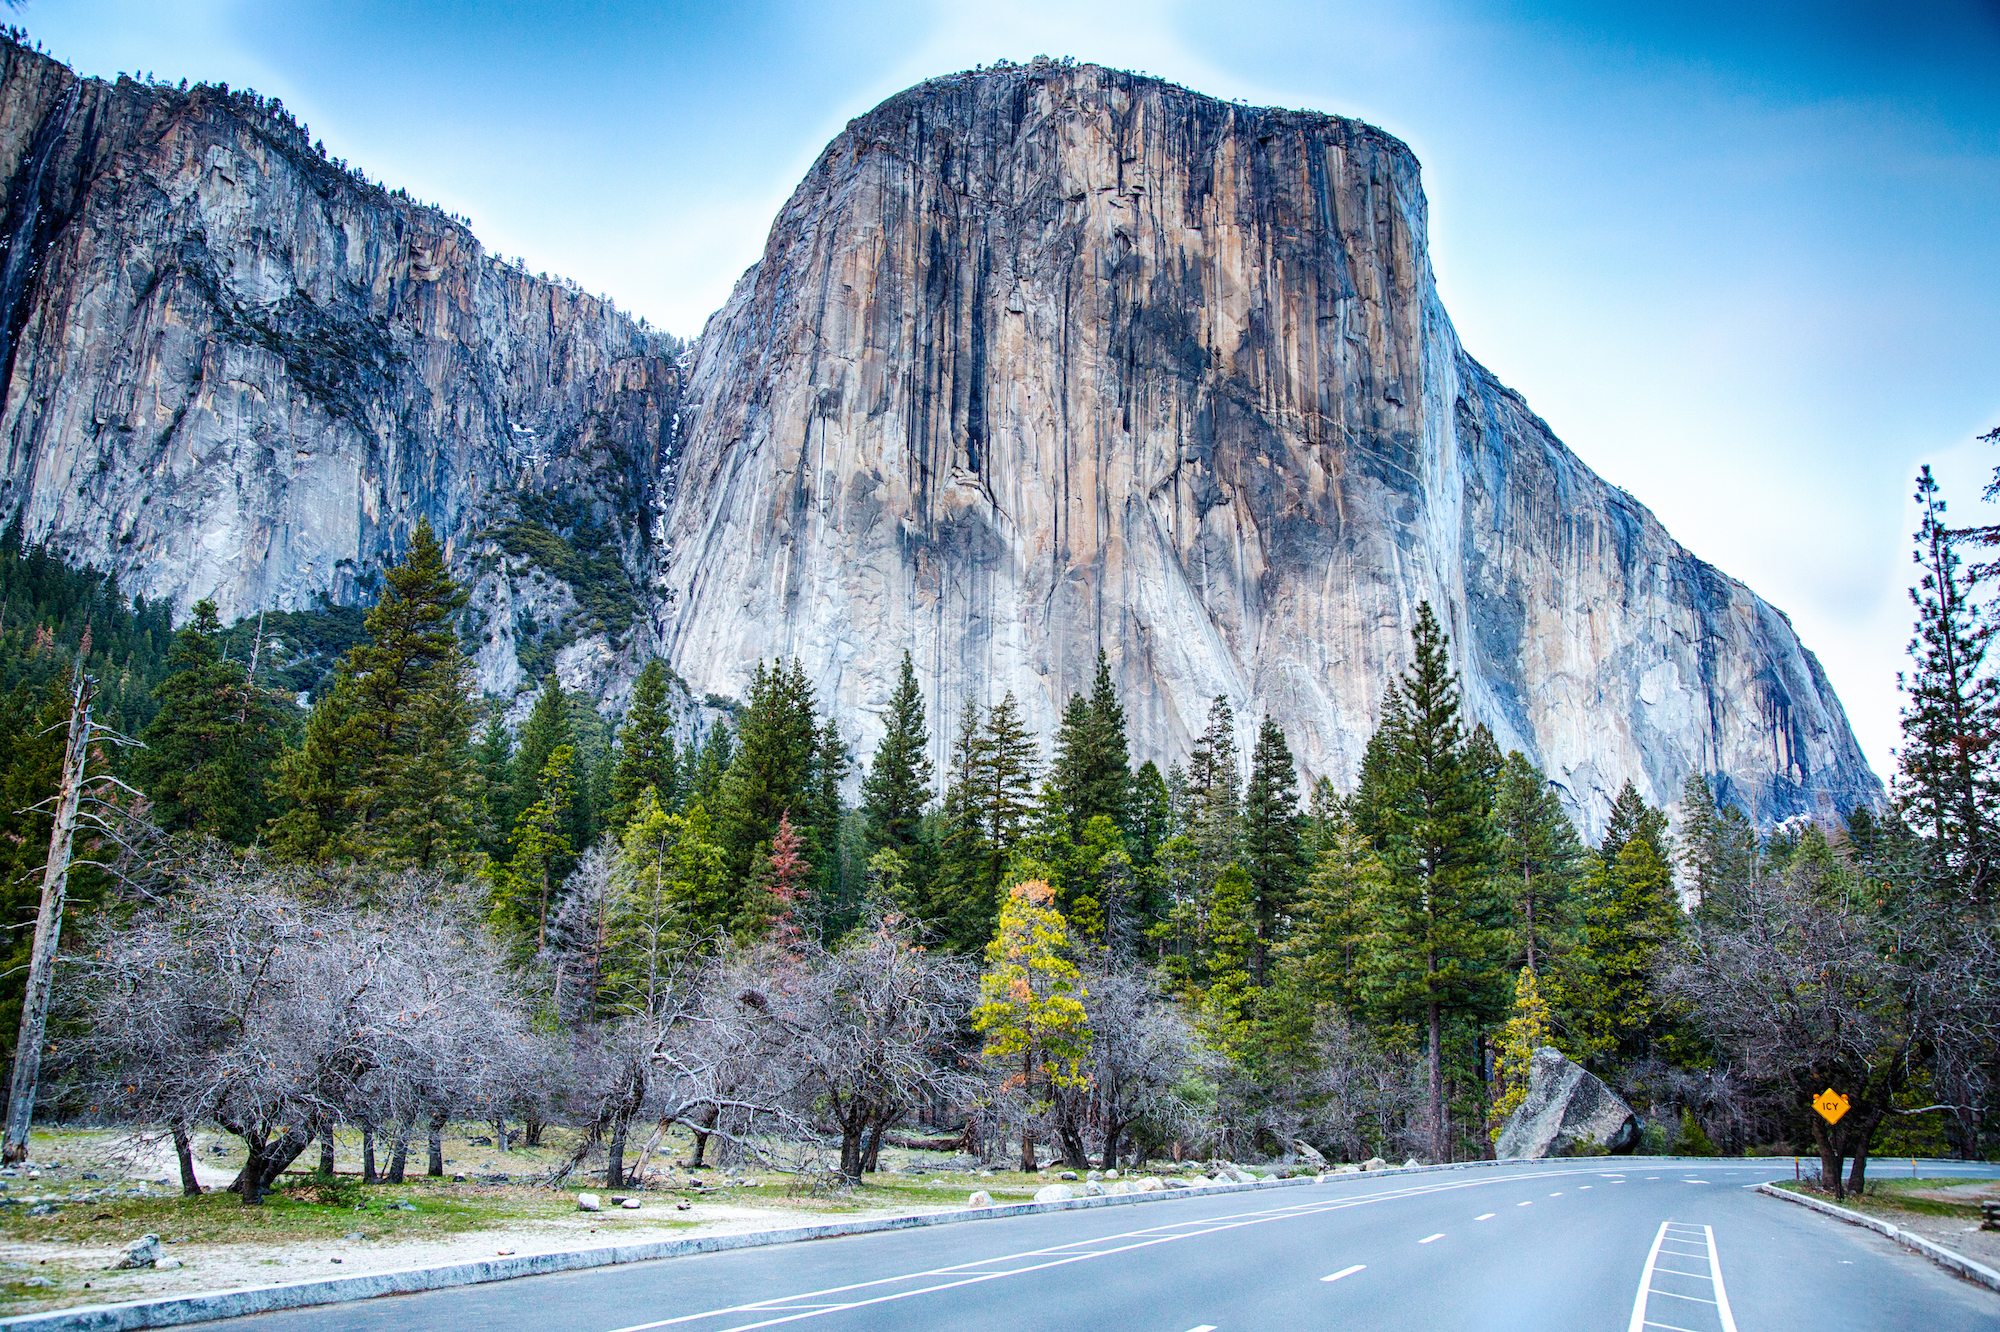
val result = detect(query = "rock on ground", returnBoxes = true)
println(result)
[1032,1184,1076,1203]
[114,1234,161,1270]
[1497,1046,1641,1159]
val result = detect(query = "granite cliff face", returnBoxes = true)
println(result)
[655,61,1879,827]
[0,41,683,701]
[0,43,1880,827]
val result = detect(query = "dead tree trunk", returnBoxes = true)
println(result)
[3,674,93,1163]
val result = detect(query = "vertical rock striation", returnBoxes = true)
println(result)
[655,60,1878,829]
[0,40,683,698]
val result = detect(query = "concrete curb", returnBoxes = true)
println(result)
[1,1155,1706,1331]
[1756,1182,2000,1297]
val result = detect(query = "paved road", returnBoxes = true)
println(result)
[214,1160,2000,1331]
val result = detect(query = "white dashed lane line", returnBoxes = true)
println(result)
[1418,1233,1445,1244]
[1474,1212,1496,1221]
[1517,1200,1534,1207]
[1321,1265,1366,1283]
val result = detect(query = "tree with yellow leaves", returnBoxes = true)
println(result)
[1489,964,1553,1141]
[971,879,1091,1171]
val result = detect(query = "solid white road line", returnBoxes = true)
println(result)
[1418,1233,1445,1244]
[1321,1264,1366,1282]
[1705,1224,1740,1332]
[1626,1221,1670,1332]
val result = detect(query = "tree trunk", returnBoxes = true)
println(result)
[491,1117,509,1153]
[1809,1115,1844,1201]
[171,1122,203,1197]
[361,1122,378,1184]
[862,1120,885,1174]
[240,1136,269,1206]
[1020,1045,1037,1171]
[689,1104,718,1167]
[606,1115,628,1189]
[318,1122,336,1176]
[2,675,92,1164]
[1426,996,1446,1163]
[1102,1123,1122,1172]
[427,1113,447,1177]
[524,1112,545,1148]
[839,1124,864,1181]
[386,1122,411,1184]
[630,1117,671,1185]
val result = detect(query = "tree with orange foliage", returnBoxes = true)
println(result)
[971,879,1091,1171]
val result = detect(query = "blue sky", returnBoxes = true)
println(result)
[23,0,2000,779]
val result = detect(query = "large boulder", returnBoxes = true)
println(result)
[1497,1047,1641,1158]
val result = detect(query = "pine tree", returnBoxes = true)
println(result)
[932,703,994,950]
[1353,602,1509,1161]
[1185,695,1242,884]
[497,743,578,956]
[475,712,514,862]
[1265,811,1386,1040]
[135,599,286,844]
[861,651,932,858]
[268,519,480,869]
[1241,715,1303,986]
[970,879,1091,1171]
[976,692,1040,897]
[763,811,811,952]
[1897,464,2000,903]
[1194,862,1259,1056]
[608,659,677,835]
[716,659,823,885]
[1676,773,1758,914]
[1571,833,1680,1066]
[1491,751,1584,973]
[604,792,731,1010]
[1599,779,1669,866]
[686,721,732,807]
[511,674,575,839]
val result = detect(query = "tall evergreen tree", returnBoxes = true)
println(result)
[1491,751,1584,973]
[268,519,479,870]
[861,651,932,858]
[1353,602,1509,1161]
[135,599,286,844]
[496,742,577,956]
[976,692,1040,895]
[1599,779,1669,866]
[1185,695,1242,882]
[1571,833,1680,1066]
[1241,715,1303,986]
[716,659,823,886]
[933,703,994,950]
[1897,464,2000,903]
[604,791,731,1010]
[608,659,677,835]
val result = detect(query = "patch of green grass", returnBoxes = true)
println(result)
[1776,1175,1996,1222]
[0,1179,579,1247]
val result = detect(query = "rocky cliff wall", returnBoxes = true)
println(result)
[654,61,1879,827]
[0,40,684,700]
[0,42,1880,827]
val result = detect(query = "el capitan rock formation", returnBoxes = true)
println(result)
[0,42,1880,828]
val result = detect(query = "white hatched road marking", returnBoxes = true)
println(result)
[1628,1221,1739,1332]
[1321,1264,1366,1282]
[600,1164,1628,1332]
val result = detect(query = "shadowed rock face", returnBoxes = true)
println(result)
[655,60,1879,829]
[0,45,1880,829]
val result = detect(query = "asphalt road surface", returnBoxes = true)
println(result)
[209,1159,2000,1331]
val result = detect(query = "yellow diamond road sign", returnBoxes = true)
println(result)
[1813,1088,1850,1125]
